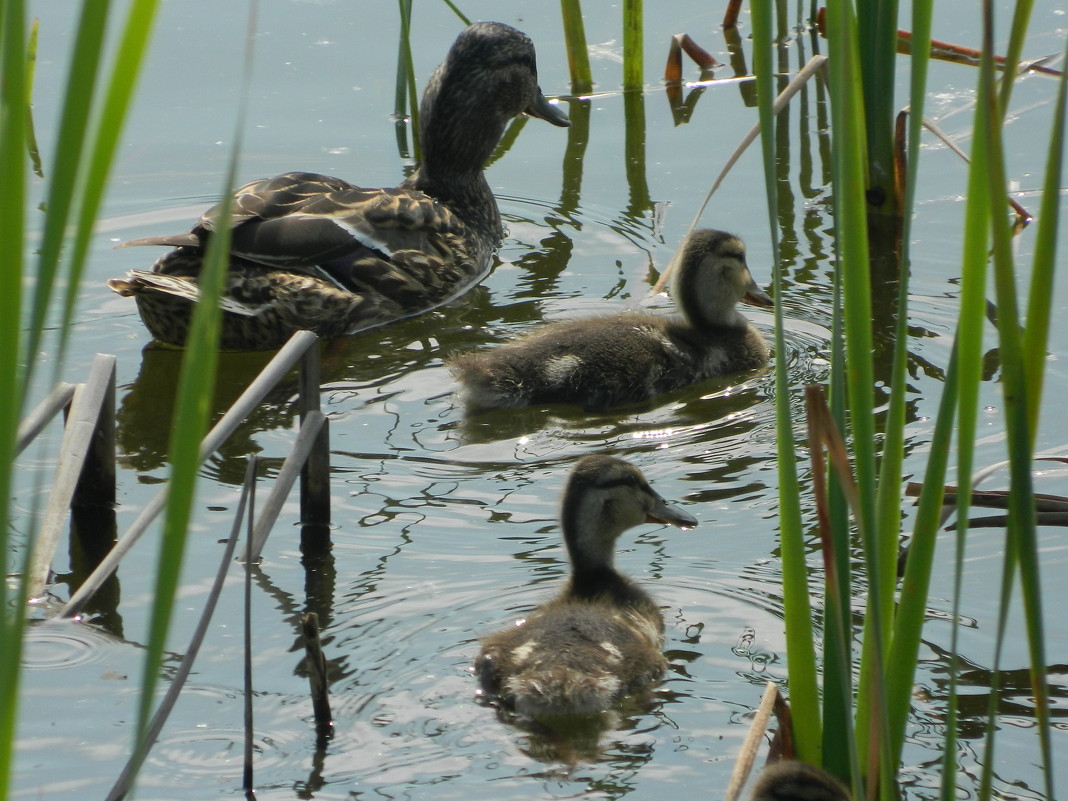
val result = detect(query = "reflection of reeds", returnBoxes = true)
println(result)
[746,2,1065,799]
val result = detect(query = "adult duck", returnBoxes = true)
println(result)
[476,455,697,720]
[448,228,772,411]
[108,22,569,350]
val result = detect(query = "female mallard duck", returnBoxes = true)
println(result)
[749,762,852,801]
[448,228,773,411]
[108,22,569,350]
[476,455,697,720]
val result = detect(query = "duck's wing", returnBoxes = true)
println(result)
[172,172,475,288]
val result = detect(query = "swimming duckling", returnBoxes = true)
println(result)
[108,22,569,350]
[448,228,772,410]
[476,455,697,720]
[749,761,852,801]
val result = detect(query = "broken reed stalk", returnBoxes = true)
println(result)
[724,682,786,801]
[302,613,334,745]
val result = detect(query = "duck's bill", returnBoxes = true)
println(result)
[527,89,571,127]
[646,496,699,529]
[743,282,774,308]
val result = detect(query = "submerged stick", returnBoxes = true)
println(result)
[104,458,255,801]
[302,613,334,745]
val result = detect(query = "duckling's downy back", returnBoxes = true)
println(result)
[449,228,772,411]
[476,456,696,720]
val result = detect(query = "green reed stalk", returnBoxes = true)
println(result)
[1,1,161,797]
[622,0,642,89]
[21,1,111,401]
[750,0,821,765]
[560,0,592,93]
[0,1,29,796]
[857,0,900,210]
[821,5,898,793]
[978,6,1056,798]
[131,10,257,786]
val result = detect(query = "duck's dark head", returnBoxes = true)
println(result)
[560,455,696,572]
[418,22,569,181]
[673,229,773,331]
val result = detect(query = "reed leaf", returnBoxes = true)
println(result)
[23,0,110,401]
[822,6,895,791]
[0,5,28,796]
[979,5,1054,797]
[132,9,256,785]
[750,0,820,765]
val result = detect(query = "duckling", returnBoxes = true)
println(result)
[749,761,852,801]
[448,228,772,410]
[108,22,569,350]
[476,455,697,720]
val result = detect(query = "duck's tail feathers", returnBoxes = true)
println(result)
[107,270,264,317]
[115,233,200,249]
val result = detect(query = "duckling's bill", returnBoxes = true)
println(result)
[646,495,698,529]
[526,90,571,127]
[744,280,774,308]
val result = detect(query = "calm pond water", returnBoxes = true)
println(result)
[14,1,1068,800]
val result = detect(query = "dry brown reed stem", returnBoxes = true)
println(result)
[725,682,789,801]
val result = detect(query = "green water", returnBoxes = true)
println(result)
[14,1,1068,799]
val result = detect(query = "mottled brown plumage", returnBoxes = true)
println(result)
[449,229,773,410]
[476,455,697,721]
[108,22,569,350]
[749,762,852,801]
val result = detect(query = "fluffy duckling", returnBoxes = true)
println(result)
[448,228,773,410]
[749,761,853,801]
[476,455,697,720]
[108,22,569,350]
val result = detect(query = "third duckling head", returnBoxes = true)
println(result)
[672,229,773,331]
[561,455,698,572]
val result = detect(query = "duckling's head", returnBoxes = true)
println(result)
[672,229,773,331]
[560,455,697,572]
[419,22,569,177]
[749,761,852,801]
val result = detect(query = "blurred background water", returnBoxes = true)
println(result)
[13,1,1068,799]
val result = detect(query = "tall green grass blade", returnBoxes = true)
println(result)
[0,0,29,792]
[823,6,893,790]
[394,0,418,159]
[979,6,1053,797]
[1022,28,1067,431]
[23,0,110,402]
[622,0,642,90]
[438,0,470,25]
[856,0,899,202]
[878,0,935,771]
[821,265,855,786]
[944,7,998,800]
[560,0,592,93]
[885,346,956,766]
[132,4,255,790]
[24,18,41,178]
[751,0,820,764]
[54,0,160,382]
